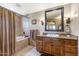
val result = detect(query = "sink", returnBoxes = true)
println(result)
[46,34,59,37]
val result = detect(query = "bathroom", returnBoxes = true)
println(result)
[0,3,79,56]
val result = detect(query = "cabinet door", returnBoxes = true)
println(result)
[36,40,43,52]
[64,39,77,56]
[60,39,64,56]
[36,36,43,52]
[51,40,54,55]
[52,39,61,56]
[64,45,77,56]
[43,37,51,54]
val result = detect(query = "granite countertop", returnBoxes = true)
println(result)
[37,34,78,40]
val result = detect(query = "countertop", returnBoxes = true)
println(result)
[36,34,78,40]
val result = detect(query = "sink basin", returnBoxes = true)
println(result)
[46,34,59,37]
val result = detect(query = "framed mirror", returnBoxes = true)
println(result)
[45,7,64,31]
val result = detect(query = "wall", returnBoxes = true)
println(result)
[15,14,24,36]
[28,4,72,34]
[69,4,79,55]
[70,4,79,35]
[28,11,45,34]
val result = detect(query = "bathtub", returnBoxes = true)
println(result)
[16,36,28,42]
[15,36,29,52]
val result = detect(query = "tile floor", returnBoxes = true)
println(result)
[14,45,41,56]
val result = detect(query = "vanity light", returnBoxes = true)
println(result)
[41,21,44,25]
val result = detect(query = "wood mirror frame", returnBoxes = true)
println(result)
[45,7,64,31]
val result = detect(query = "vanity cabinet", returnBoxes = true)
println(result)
[36,35,78,56]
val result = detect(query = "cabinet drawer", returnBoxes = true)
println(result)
[65,45,77,54]
[64,40,77,46]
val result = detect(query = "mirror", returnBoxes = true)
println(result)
[45,7,64,31]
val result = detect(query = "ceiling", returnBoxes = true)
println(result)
[0,3,68,15]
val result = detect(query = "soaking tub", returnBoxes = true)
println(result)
[15,36,29,52]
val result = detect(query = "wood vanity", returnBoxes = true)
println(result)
[36,34,78,56]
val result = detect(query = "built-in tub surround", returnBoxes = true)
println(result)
[16,36,28,42]
[14,15,31,54]
[15,36,29,52]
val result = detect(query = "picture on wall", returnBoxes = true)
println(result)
[32,19,37,24]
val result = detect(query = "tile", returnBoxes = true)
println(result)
[14,45,41,56]
[24,47,41,56]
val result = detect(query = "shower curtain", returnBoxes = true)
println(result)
[0,7,15,56]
